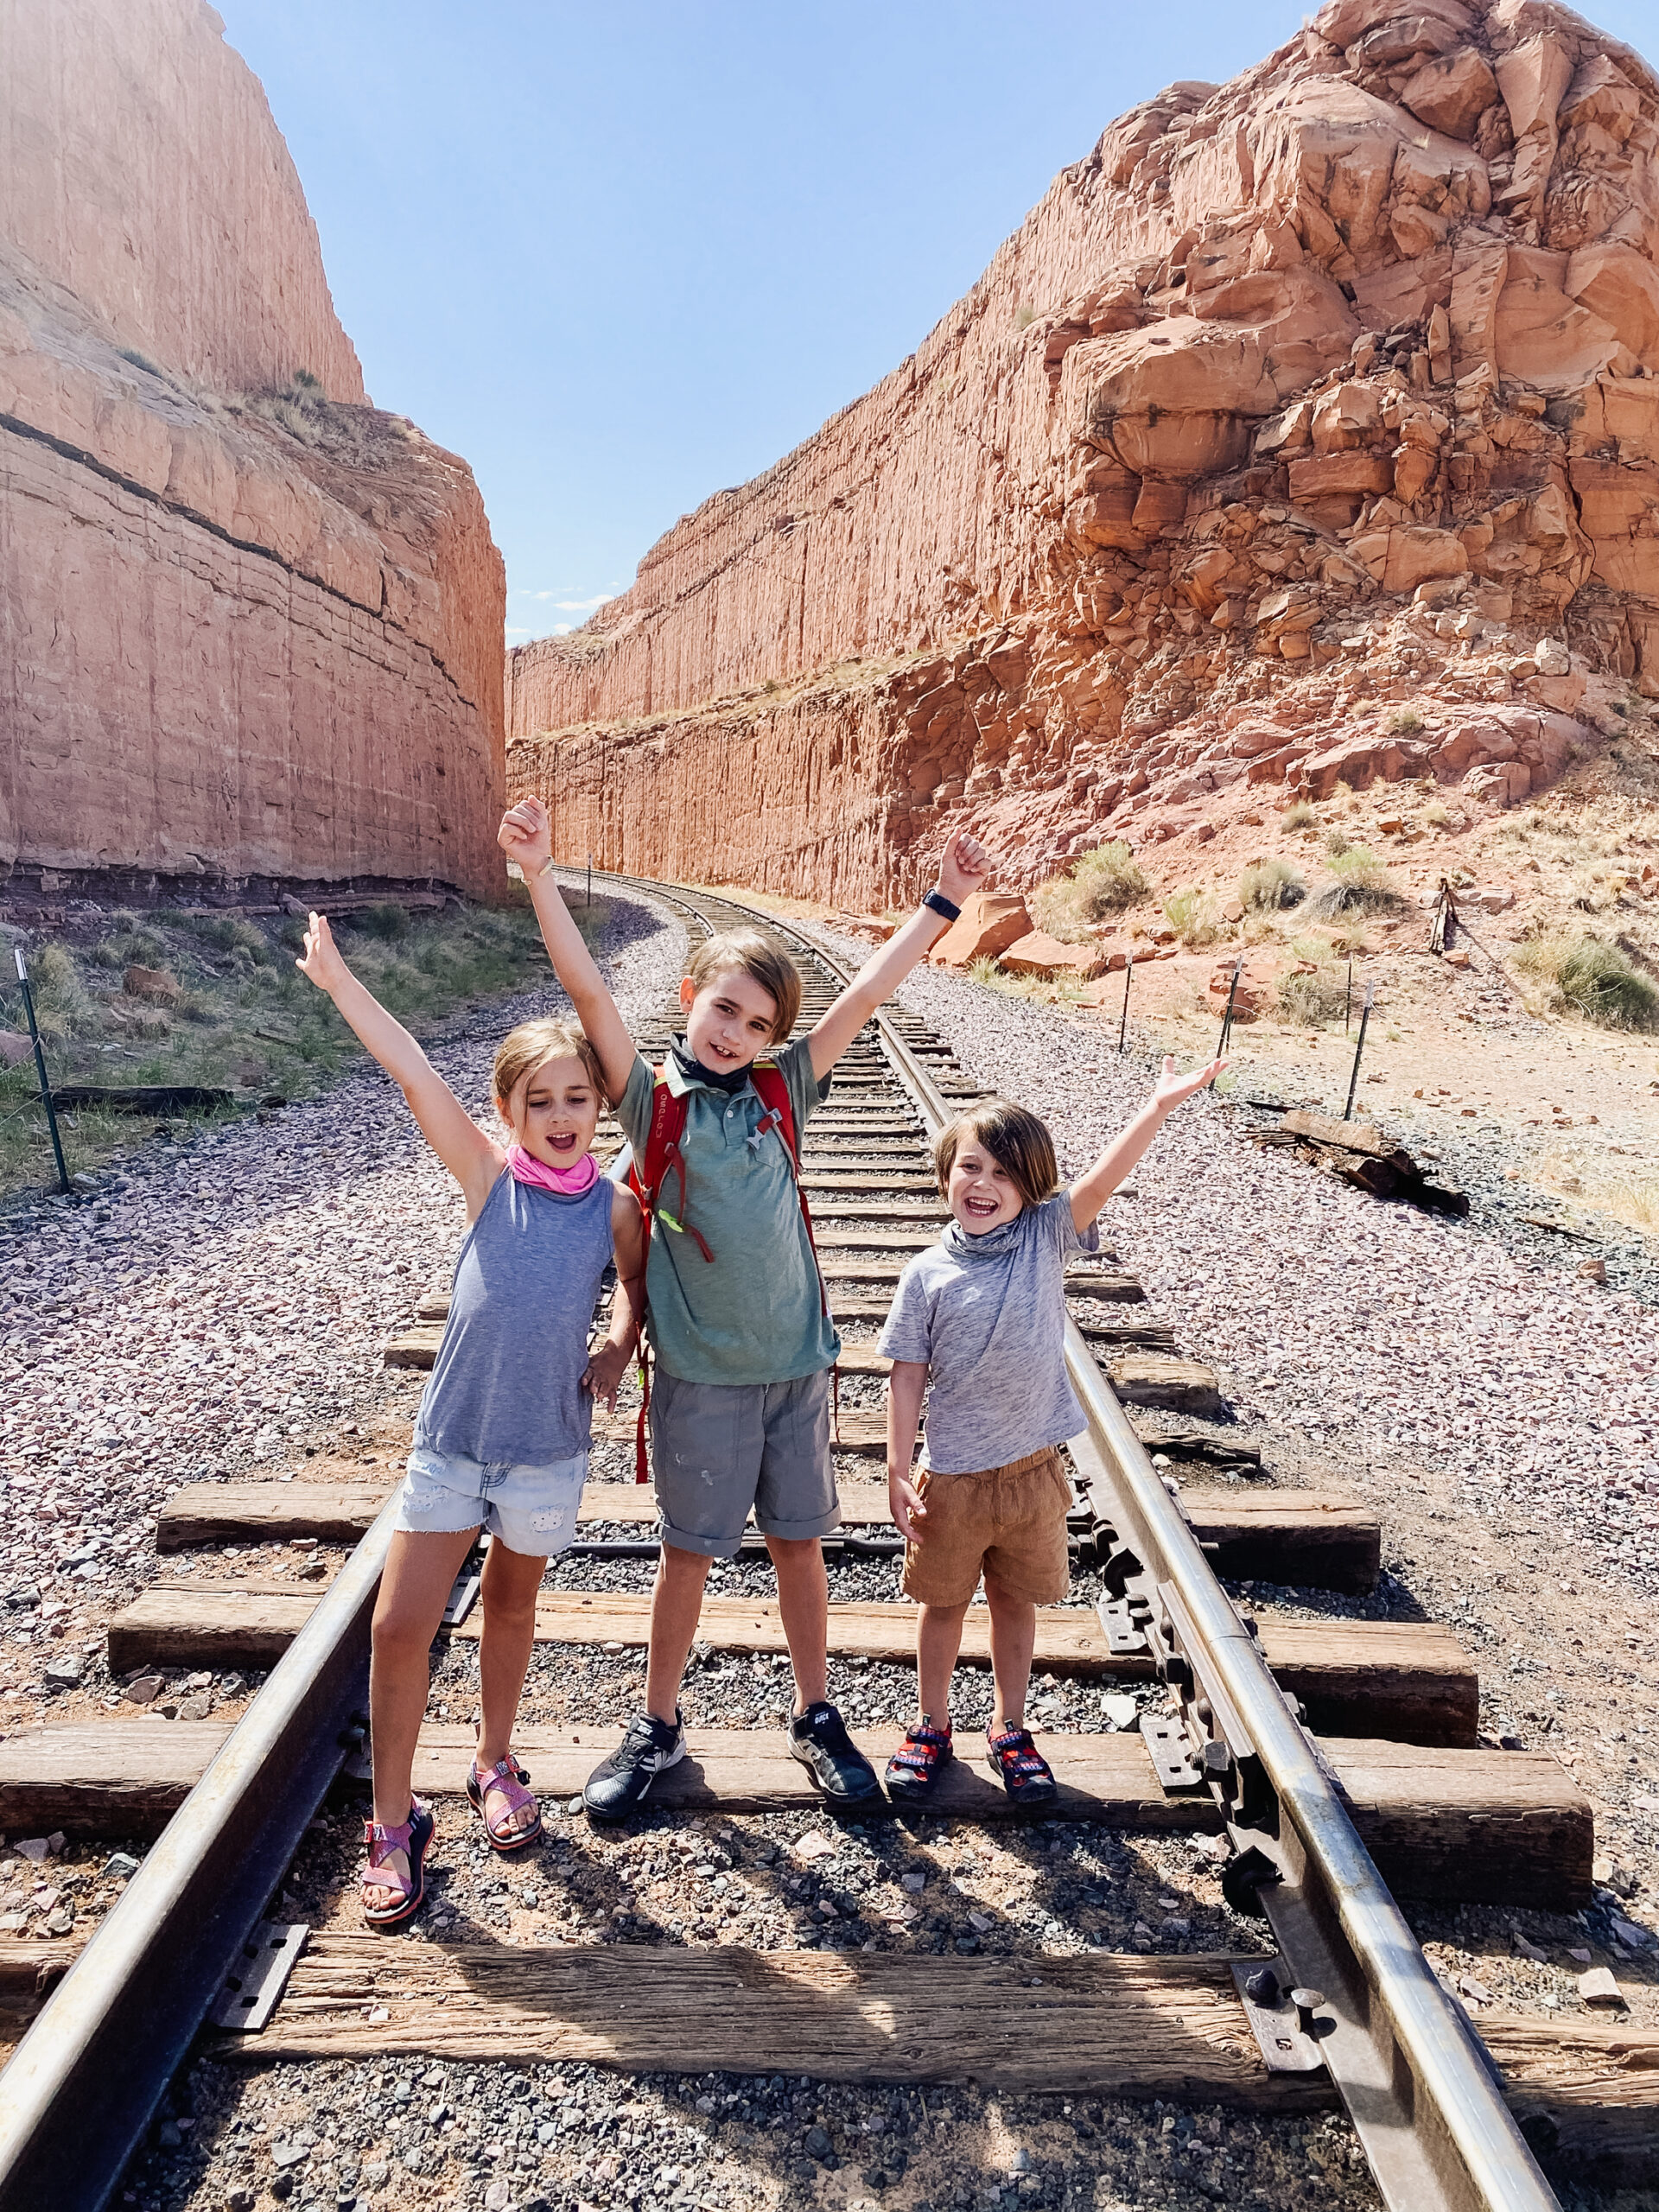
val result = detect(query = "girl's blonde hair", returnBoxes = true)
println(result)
[933,1097,1058,1211]
[686,930,802,1044]
[492,1018,606,1116]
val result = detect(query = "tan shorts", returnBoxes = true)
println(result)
[901,1446,1072,1608]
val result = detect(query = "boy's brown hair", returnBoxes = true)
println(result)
[493,1018,607,1114]
[686,930,802,1045]
[932,1097,1058,1211]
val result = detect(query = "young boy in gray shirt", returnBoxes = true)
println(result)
[880,1056,1222,1807]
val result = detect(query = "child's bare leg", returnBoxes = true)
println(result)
[477,1541,548,1834]
[368,1529,478,1900]
[646,1542,712,1723]
[917,1599,970,1723]
[766,1535,829,1712]
[984,1574,1038,1731]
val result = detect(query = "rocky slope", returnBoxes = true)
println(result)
[508,0,1659,907]
[1,0,505,903]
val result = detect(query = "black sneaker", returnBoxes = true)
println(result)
[583,1710,686,1821]
[789,1700,881,1807]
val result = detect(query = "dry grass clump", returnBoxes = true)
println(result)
[1238,857,1306,912]
[1162,888,1224,947]
[1276,963,1349,1027]
[1030,841,1148,940]
[1311,848,1406,918]
[1281,800,1316,830]
[1511,933,1659,1031]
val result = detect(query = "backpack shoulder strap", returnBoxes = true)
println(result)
[629,1066,713,1264]
[748,1059,799,1166]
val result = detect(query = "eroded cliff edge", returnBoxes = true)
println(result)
[1,0,505,901]
[509,0,1658,906]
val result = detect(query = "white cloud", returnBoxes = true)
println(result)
[507,588,615,611]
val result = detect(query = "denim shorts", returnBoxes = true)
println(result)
[396,1441,588,1558]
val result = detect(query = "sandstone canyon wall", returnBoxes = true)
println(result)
[0,0,505,901]
[508,0,1658,906]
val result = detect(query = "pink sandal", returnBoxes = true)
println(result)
[360,1797,434,1929]
[467,1754,543,1853]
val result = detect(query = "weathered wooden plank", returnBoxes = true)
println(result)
[0,1720,1592,1903]
[1060,1274,1148,1306]
[226,1940,1659,2173]
[231,1941,1332,2106]
[1102,1353,1227,1420]
[156,1481,394,1551]
[106,1584,1475,1742]
[0,1940,79,2022]
[1179,1491,1381,1595]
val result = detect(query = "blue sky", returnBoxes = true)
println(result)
[218,2,1656,643]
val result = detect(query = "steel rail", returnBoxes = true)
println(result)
[0,1497,398,2212]
[612,871,1559,2212]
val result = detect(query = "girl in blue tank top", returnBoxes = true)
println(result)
[298,912,644,1926]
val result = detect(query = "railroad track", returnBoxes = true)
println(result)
[0,873,1650,2209]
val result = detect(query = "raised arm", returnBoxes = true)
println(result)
[497,798,637,1101]
[1069,1054,1225,1233]
[296,914,501,1214]
[808,830,992,1079]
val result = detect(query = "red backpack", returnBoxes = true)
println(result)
[625,1059,831,1479]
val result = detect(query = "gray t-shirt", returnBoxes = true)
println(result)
[877,1192,1098,1474]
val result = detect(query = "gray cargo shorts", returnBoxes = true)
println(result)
[649,1366,839,1559]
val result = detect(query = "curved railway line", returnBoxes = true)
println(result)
[0,871,1652,2210]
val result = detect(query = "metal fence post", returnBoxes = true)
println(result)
[13,949,71,1196]
[1116,951,1134,1054]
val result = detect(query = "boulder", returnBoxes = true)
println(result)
[1000,930,1109,981]
[1399,47,1499,137]
[124,965,181,1006]
[926,894,1033,968]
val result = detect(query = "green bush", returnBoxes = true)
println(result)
[188,914,270,960]
[1312,847,1404,917]
[359,900,412,942]
[22,944,94,1041]
[1238,857,1306,912]
[1073,841,1149,916]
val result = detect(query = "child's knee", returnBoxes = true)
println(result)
[371,1602,435,1667]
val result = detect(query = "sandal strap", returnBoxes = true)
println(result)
[988,1727,1052,1780]
[362,1803,425,1897]
[472,1757,537,1838]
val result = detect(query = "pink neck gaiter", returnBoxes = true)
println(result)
[506,1144,600,1197]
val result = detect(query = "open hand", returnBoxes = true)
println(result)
[498,797,553,875]
[888,1471,927,1544]
[295,912,351,996]
[937,830,991,907]
[1150,1052,1226,1113]
[582,1340,632,1414]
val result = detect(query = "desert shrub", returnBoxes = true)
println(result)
[1281,800,1316,830]
[1388,708,1424,734]
[1030,841,1149,941]
[966,955,1004,983]
[1277,963,1348,1026]
[1162,888,1223,947]
[189,914,270,959]
[20,943,94,1041]
[276,917,308,953]
[359,900,412,942]
[1555,938,1659,1031]
[1239,857,1306,912]
[1423,801,1450,827]
[1312,848,1405,917]
[1323,825,1352,858]
[1072,841,1149,917]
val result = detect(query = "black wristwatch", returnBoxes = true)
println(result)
[922,888,961,924]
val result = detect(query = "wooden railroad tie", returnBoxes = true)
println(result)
[106,1587,1476,1745]
[197,1941,1655,2177]
[0,1720,1588,1905]
[154,1478,1380,1592]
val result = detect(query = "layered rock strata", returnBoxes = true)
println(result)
[1,0,505,900]
[510,0,1656,906]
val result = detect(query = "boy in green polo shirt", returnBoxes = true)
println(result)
[498,798,990,1815]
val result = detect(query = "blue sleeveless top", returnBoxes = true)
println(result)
[413,1167,615,1465]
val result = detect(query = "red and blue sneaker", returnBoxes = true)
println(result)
[885,1716,954,1802]
[985,1723,1058,1809]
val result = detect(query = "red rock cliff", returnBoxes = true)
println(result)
[1,0,505,900]
[509,0,1657,906]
